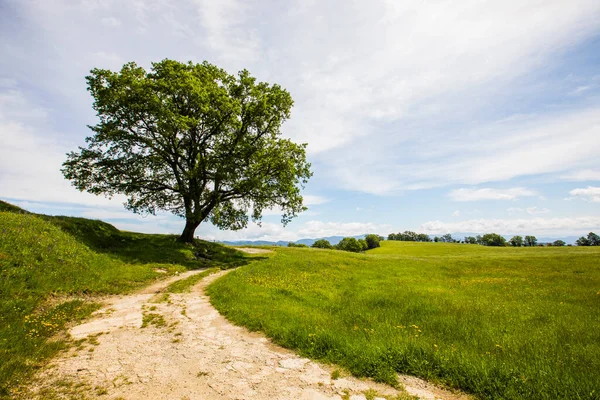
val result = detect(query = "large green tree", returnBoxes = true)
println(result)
[62,59,312,242]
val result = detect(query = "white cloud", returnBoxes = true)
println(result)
[560,169,600,181]
[303,195,329,206]
[100,16,121,27]
[568,186,600,202]
[448,188,537,202]
[298,221,391,238]
[569,85,593,96]
[0,89,129,208]
[526,206,550,215]
[325,105,600,194]
[507,206,550,215]
[421,216,600,235]
[452,211,460,217]
[197,221,299,242]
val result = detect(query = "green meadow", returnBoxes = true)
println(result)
[0,201,247,398]
[2,198,600,399]
[208,241,600,399]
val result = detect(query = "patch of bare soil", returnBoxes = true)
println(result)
[22,270,468,400]
[235,247,274,254]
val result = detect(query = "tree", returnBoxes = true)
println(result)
[364,234,381,249]
[440,233,454,243]
[335,237,362,253]
[358,239,369,251]
[576,236,591,246]
[416,233,432,242]
[311,239,333,249]
[288,242,307,248]
[433,236,440,242]
[464,236,477,244]
[552,240,566,247]
[481,233,506,246]
[508,235,523,247]
[587,232,600,246]
[524,236,537,247]
[62,60,312,243]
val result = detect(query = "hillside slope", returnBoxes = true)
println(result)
[0,200,246,397]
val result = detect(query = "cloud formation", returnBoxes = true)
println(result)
[567,186,600,202]
[448,188,537,202]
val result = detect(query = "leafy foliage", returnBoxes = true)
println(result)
[62,59,312,242]
[577,232,600,246]
[335,237,363,253]
[439,233,456,243]
[524,235,538,247]
[552,240,566,247]
[311,239,333,249]
[480,233,507,246]
[358,239,369,251]
[509,235,523,247]
[364,234,381,249]
[388,231,431,242]
[463,236,477,244]
[287,242,308,248]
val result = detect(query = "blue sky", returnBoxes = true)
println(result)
[1,0,599,241]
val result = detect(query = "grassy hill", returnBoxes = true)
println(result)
[208,241,600,399]
[0,200,247,397]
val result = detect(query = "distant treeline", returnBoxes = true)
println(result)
[387,231,600,247]
[289,234,384,253]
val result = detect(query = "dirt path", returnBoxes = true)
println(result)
[24,266,467,400]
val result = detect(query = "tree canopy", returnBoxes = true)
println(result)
[62,59,312,242]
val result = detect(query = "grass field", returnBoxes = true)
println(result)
[0,200,248,398]
[208,241,600,399]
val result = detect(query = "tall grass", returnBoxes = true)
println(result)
[208,241,600,399]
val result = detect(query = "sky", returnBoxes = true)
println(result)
[1,0,600,241]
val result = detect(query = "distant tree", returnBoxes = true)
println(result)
[378,235,385,241]
[464,236,477,244]
[416,233,432,242]
[588,232,600,246]
[576,236,591,246]
[288,242,307,248]
[365,234,381,249]
[552,240,566,247]
[358,239,369,251]
[387,233,397,241]
[481,233,507,246]
[438,233,453,243]
[508,235,523,247]
[476,235,484,245]
[433,236,440,242]
[62,59,311,243]
[335,237,363,253]
[524,236,537,247]
[311,239,333,249]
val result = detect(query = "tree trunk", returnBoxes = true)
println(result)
[178,219,200,243]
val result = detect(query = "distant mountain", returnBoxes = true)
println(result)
[220,234,367,247]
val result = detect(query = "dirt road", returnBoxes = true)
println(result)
[24,262,466,400]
